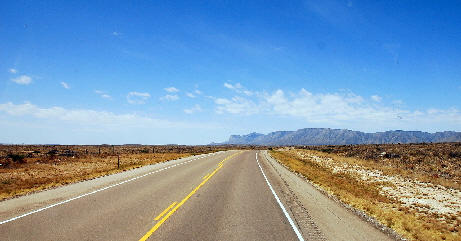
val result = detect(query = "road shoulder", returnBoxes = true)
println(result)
[260,150,401,241]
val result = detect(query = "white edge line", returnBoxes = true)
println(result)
[0,151,225,225]
[255,152,304,241]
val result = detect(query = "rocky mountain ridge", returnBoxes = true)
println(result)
[221,128,461,146]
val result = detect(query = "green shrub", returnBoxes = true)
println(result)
[7,153,26,163]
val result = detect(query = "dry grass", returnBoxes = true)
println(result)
[0,144,247,200]
[271,148,461,241]
[0,152,189,200]
[301,143,461,190]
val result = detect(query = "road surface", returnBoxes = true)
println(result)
[0,150,395,240]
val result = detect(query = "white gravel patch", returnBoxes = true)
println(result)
[297,152,461,217]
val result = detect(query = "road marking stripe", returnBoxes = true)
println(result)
[139,151,244,241]
[255,152,305,241]
[154,202,177,221]
[0,152,224,225]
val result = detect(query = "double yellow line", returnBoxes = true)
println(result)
[139,151,243,241]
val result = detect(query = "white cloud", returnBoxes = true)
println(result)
[94,90,112,100]
[264,89,393,123]
[211,85,461,131]
[424,107,460,123]
[160,95,179,101]
[427,108,440,115]
[184,104,203,114]
[371,95,382,102]
[165,87,180,93]
[0,101,210,130]
[127,92,150,104]
[224,82,243,90]
[60,82,71,89]
[186,92,196,98]
[214,96,259,115]
[9,69,18,73]
[224,83,235,89]
[12,75,32,85]
[101,94,112,100]
[224,82,253,96]
[186,89,203,98]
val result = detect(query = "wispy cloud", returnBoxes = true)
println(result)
[60,82,71,89]
[101,94,112,100]
[371,95,382,102]
[127,92,150,104]
[224,82,243,90]
[392,100,404,107]
[12,75,33,85]
[9,69,18,74]
[165,87,180,93]
[186,89,203,98]
[160,95,179,101]
[0,101,210,129]
[95,90,112,100]
[224,82,253,96]
[184,104,203,114]
[213,96,259,115]
[186,92,196,98]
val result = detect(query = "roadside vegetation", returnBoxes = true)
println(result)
[3,143,460,240]
[271,143,461,241]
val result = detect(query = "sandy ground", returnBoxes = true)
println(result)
[297,152,461,220]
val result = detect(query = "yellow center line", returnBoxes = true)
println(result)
[154,202,177,221]
[139,151,244,241]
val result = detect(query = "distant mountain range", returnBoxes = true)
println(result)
[218,128,461,146]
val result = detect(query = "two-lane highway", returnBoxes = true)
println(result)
[148,150,301,240]
[1,150,394,240]
[0,151,301,240]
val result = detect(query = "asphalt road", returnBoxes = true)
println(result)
[0,150,395,240]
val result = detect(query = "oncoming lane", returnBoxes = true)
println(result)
[0,151,242,240]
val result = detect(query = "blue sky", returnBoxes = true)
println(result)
[1,1,460,145]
